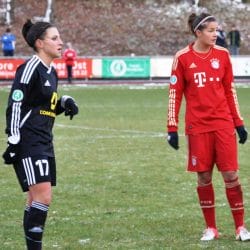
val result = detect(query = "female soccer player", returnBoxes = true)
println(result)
[2,19,78,249]
[167,13,249,241]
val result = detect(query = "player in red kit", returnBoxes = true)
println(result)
[167,13,249,241]
[63,42,77,83]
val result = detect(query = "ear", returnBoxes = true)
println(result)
[195,30,202,37]
[35,39,44,50]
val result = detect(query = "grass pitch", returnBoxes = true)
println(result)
[0,83,250,249]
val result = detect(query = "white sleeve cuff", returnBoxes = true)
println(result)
[8,135,20,144]
[61,95,74,108]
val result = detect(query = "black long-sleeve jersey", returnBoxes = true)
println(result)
[5,55,63,158]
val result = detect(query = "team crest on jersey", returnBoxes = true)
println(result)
[210,58,220,69]
[170,75,177,85]
[192,156,197,166]
[12,89,24,101]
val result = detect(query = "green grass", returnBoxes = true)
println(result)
[1,83,250,249]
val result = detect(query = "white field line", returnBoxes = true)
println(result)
[55,123,171,139]
[84,134,163,139]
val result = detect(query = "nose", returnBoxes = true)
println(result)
[58,37,63,46]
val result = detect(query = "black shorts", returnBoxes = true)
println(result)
[13,155,56,192]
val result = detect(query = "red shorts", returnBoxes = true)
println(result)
[187,128,238,172]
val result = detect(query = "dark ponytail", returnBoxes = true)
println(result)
[22,19,54,51]
[188,13,197,35]
[22,19,34,47]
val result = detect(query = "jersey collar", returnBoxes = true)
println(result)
[33,55,53,73]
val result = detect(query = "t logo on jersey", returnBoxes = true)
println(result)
[194,72,206,88]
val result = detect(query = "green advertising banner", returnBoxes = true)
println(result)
[102,57,150,78]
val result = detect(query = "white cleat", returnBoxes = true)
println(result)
[200,227,219,241]
[236,226,250,241]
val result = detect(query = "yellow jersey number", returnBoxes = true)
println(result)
[50,92,58,111]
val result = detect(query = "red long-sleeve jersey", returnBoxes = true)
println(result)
[167,43,243,135]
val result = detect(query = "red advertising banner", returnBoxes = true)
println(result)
[0,58,92,80]
[0,58,24,79]
[53,58,92,78]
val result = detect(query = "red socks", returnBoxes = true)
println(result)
[225,179,244,229]
[197,178,245,230]
[197,183,216,228]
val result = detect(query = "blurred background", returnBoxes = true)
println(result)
[1,0,250,57]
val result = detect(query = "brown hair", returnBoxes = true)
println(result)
[188,13,216,36]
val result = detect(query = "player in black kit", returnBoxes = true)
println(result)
[2,19,78,250]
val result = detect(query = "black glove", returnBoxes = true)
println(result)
[236,126,248,144]
[2,143,19,164]
[65,98,79,120]
[167,132,179,150]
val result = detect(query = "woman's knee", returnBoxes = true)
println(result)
[197,171,212,186]
[29,182,52,205]
[222,171,238,182]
